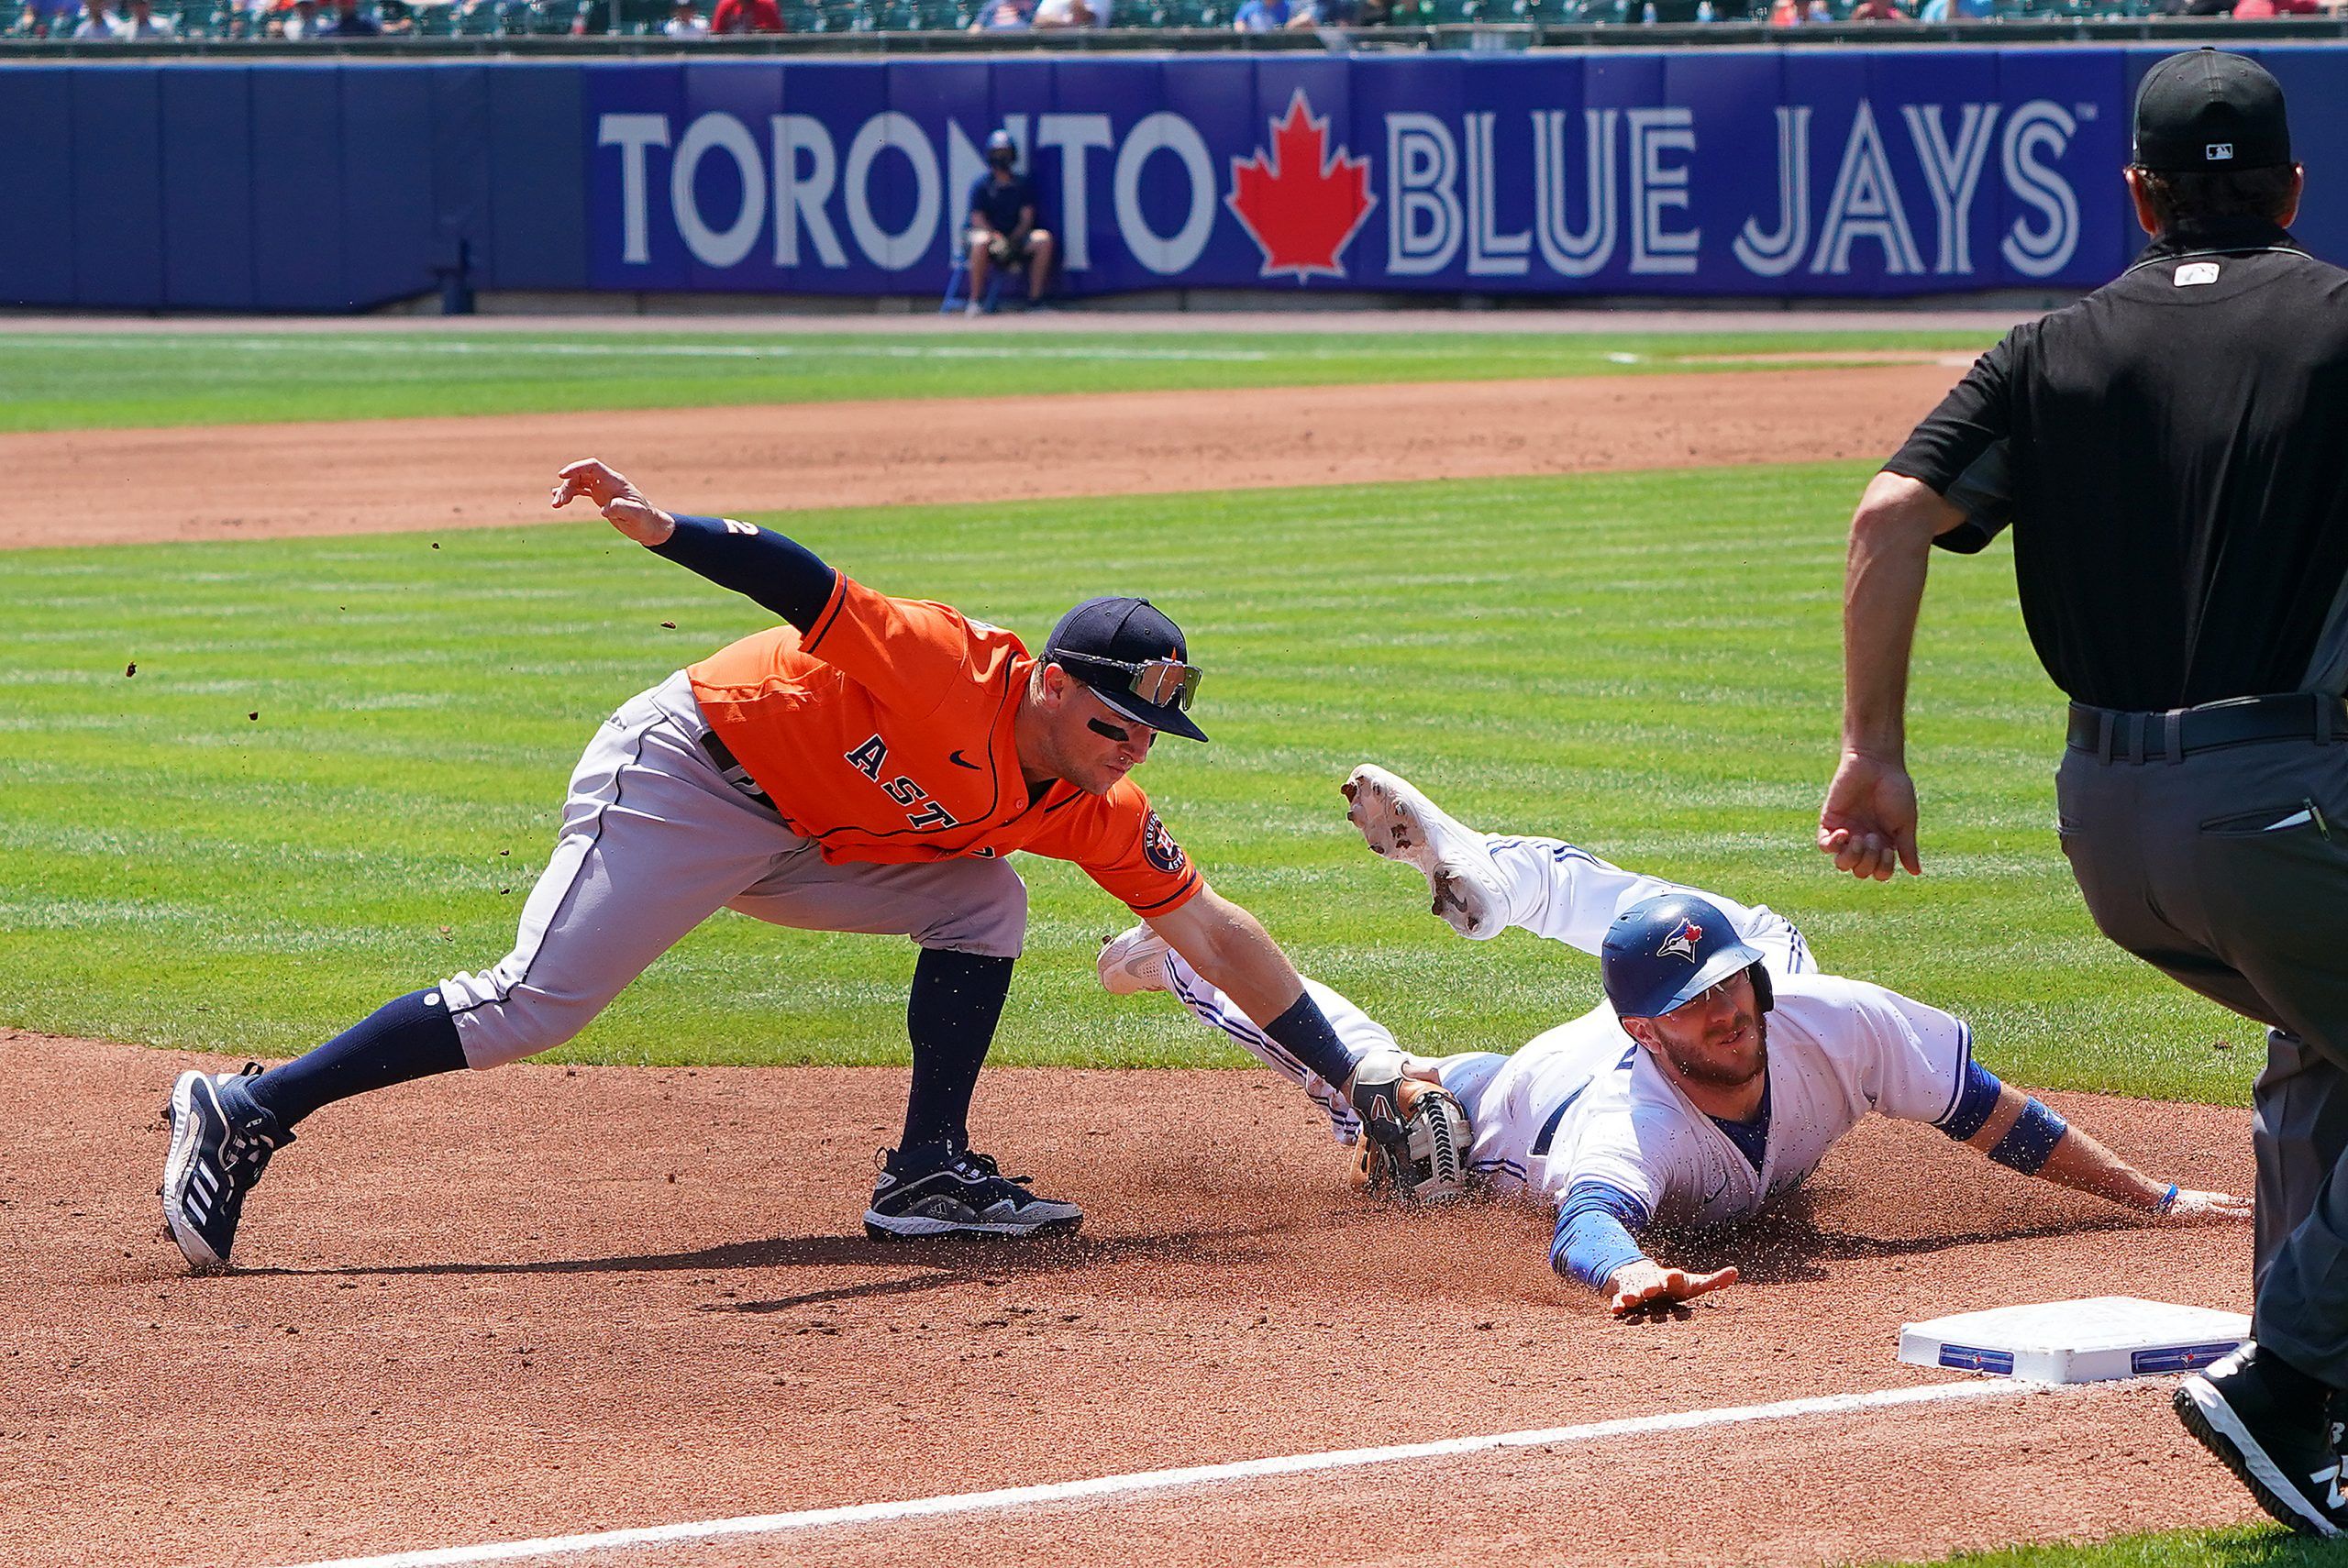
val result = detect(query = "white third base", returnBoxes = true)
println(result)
[1898,1296,2249,1384]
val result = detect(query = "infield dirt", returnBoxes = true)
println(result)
[11,1034,2259,1568]
[0,362,1957,549]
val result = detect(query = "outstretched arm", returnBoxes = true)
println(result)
[1552,1180,1737,1316]
[1820,471,1963,882]
[551,458,838,632]
[1958,1078,2251,1221]
[1152,887,1408,1139]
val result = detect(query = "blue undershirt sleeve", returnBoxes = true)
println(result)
[1937,1058,2003,1142]
[648,513,840,634]
[1551,1180,1653,1290]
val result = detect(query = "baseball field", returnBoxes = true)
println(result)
[4,316,2332,1568]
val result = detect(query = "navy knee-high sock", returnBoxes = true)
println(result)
[231,988,468,1130]
[897,949,1015,1163]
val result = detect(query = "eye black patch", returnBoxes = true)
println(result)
[1086,717,1131,742]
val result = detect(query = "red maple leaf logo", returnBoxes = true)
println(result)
[1225,90,1377,282]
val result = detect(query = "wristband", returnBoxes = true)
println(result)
[1988,1097,2067,1175]
[2156,1183,2179,1215]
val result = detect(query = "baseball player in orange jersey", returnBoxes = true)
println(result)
[158,458,1411,1270]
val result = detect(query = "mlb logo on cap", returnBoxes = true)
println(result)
[2207,143,2234,161]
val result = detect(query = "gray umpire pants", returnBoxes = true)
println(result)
[437,672,1028,1069]
[2057,726,2348,1388]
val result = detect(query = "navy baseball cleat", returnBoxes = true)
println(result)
[863,1147,1082,1242]
[160,1064,293,1272]
[2174,1343,2346,1537]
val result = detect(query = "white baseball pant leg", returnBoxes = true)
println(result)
[1479,834,1814,977]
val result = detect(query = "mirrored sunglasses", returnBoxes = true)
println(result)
[1058,652,1204,712]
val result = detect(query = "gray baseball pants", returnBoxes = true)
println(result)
[2057,732,2348,1388]
[437,671,1027,1068]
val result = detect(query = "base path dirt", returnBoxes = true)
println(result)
[0,363,1963,549]
[9,1032,2268,1568]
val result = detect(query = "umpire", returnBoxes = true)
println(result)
[1820,50,2348,1536]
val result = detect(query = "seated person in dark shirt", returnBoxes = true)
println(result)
[324,0,380,32]
[963,130,1054,315]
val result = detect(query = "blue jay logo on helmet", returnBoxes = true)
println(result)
[1600,893,1772,1021]
[1656,919,1703,963]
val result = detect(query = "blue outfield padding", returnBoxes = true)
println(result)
[340,65,438,310]
[486,63,589,291]
[70,66,166,309]
[0,67,77,308]
[161,65,258,311]
[248,64,346,310]
[3,46,2346,313]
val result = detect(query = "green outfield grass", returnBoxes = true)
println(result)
[1881,1525,2348,1566]
[0,457,2255,1103]
[0,326,1993,433]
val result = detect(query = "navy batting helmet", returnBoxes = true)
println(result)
[1600,893,1772,1021]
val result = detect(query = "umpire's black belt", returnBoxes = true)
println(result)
[2066,693,2348,765]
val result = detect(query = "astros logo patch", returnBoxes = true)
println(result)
[1141,812,1187,876]
[1656,919,1703,962]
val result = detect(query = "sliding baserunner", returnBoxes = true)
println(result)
[1098,766,2252,1313]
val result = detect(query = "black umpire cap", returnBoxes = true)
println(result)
[1045,596,1209,743]
[2132,49,2293,173]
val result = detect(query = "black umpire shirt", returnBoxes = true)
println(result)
[1886,215,2348,712]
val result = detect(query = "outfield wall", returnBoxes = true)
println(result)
[6,46,2343,312]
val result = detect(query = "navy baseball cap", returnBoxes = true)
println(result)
[2133,50,2292,173]
[1045,596,1208,743]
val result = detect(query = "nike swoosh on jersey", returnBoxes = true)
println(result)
[948,749,983,770]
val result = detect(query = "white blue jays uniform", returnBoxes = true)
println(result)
[1154,834,1991,1281]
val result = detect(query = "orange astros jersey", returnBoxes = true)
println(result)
[686,574,1204,920]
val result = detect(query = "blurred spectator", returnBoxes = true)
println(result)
[113,0,178,30]
[710,0,781,27]
[374,0,414,30]
[1850,0,1905,16]
[1917,0,1993,17]
[1032,0,1103,24]
[963,129,1053,315]
[11,0,83,32]
[664,0,709,29]
[279,0,328,34]
[1232,0,1288,25]
[323,0,379,31]
[69,0,116,35]
[969,0,1029,24]
[1292,0,1357,20]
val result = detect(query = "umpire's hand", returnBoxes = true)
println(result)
[552,458,676,547]
[1819,751,1922,881]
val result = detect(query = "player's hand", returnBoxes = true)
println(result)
[2160,1187,2254,1222]
[1605,1261,1738,1317]
[1346,1049,1412,1155]
[1817,751,1922,881]
[551,458,675,547]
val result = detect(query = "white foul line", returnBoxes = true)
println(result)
[281,1378,2042,1568]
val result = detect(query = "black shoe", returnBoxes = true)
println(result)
[159,1064,292,1272]
[863,1147,1082,1241]
[2174,1343,2345,1537]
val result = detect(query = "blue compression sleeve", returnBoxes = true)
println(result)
[1551,1181,1652,1289]
[1938,1058,2003,1141]
[1260,991,1357,1094]
[648,513,840,633]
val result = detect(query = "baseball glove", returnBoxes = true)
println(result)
[1348,1079,1472,1206]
